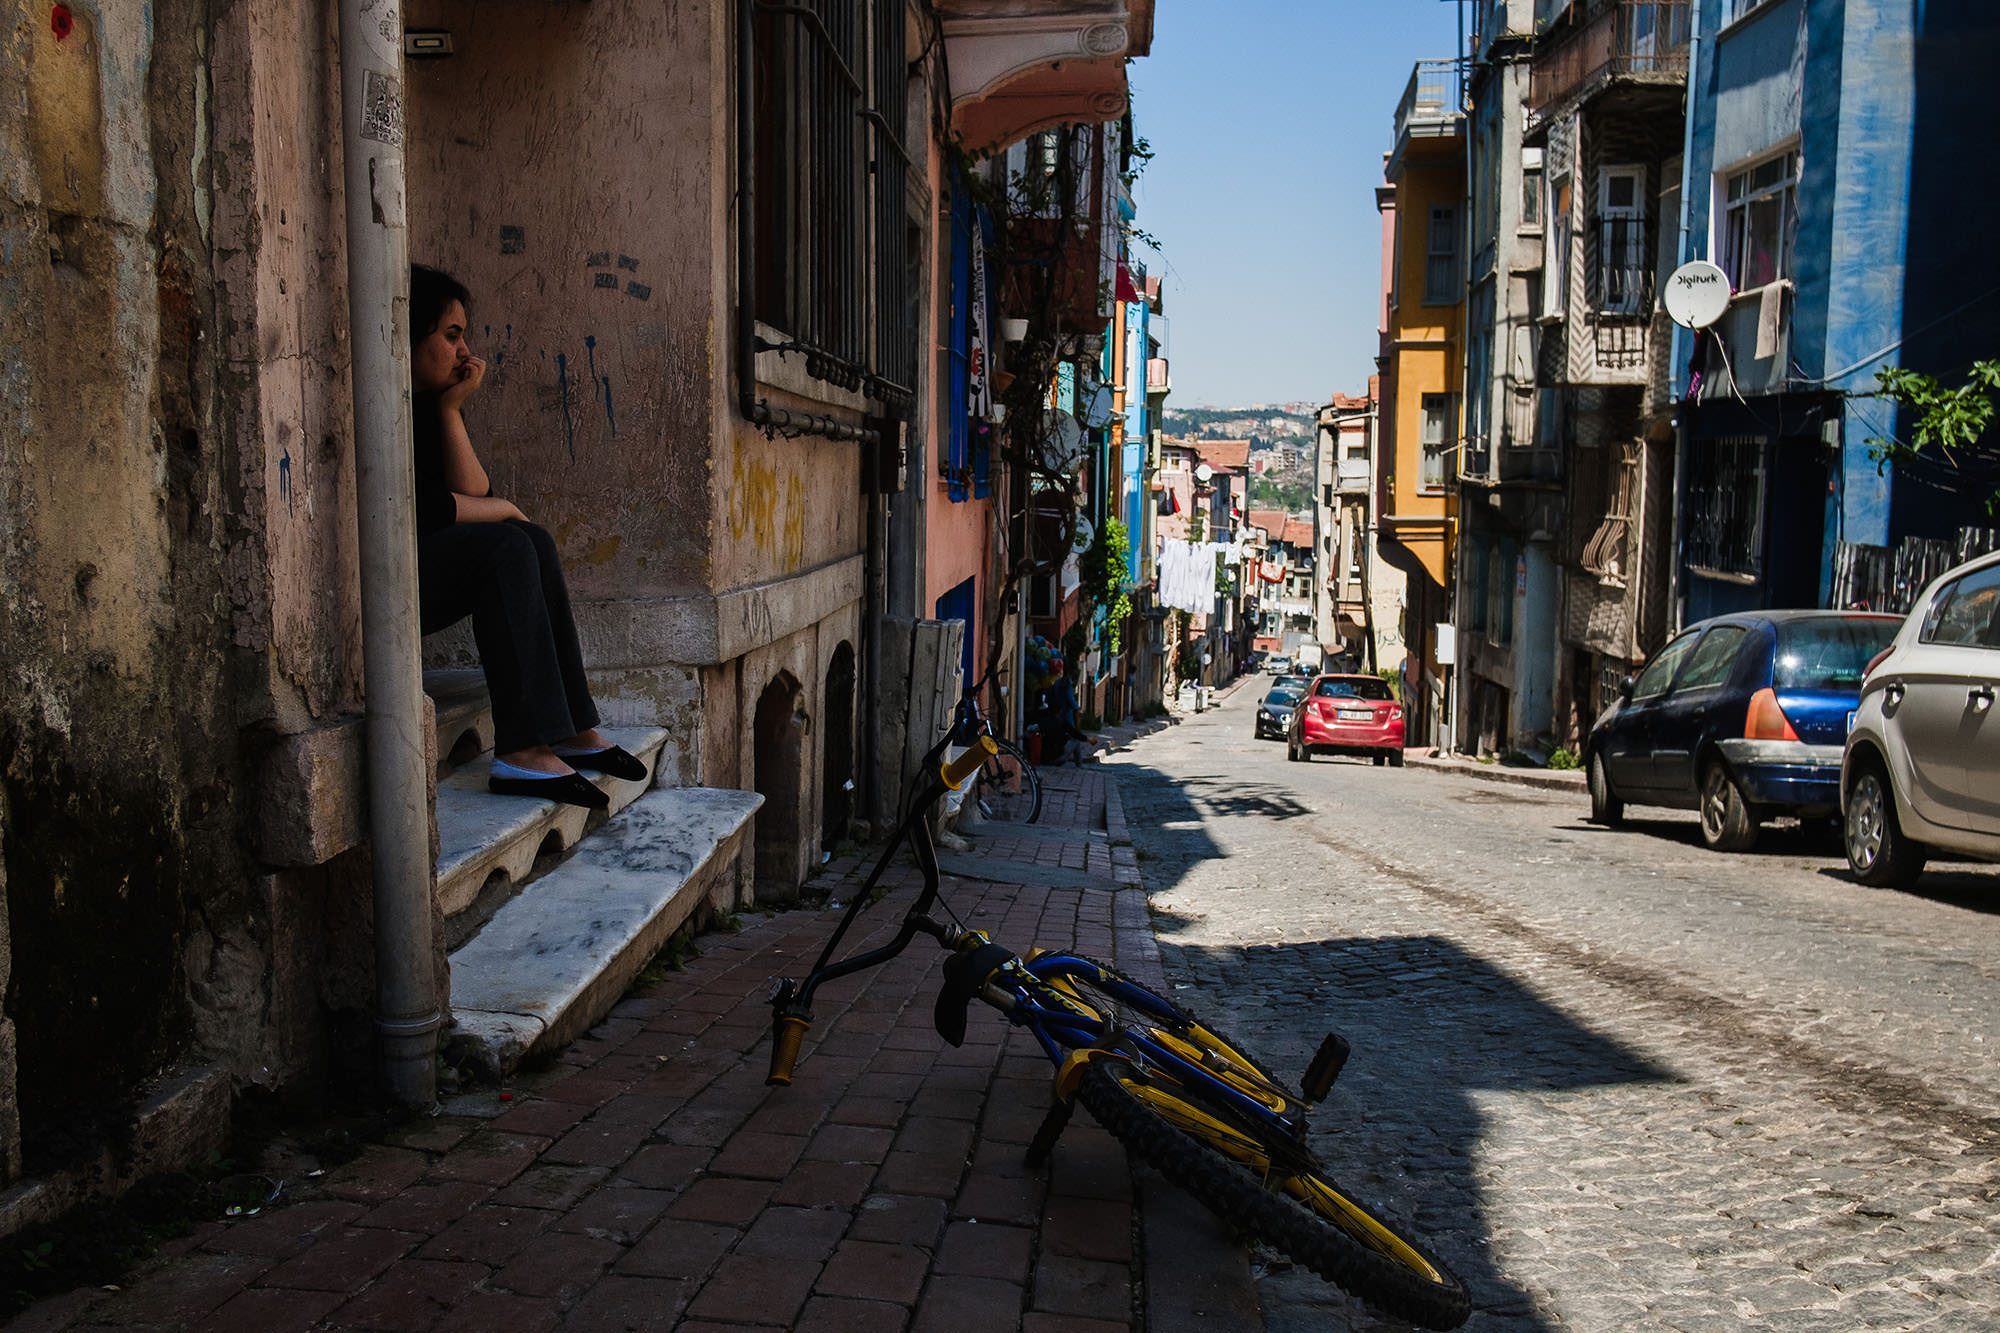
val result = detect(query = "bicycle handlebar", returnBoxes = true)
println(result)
[941,735,998,789]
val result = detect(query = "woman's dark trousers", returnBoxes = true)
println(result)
[418,519,599,755]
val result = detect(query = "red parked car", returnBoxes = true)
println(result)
[1286,674,1406,766]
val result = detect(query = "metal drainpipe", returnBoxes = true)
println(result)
[338,0,439,1107]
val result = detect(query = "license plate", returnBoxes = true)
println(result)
[1339,709,1372,722]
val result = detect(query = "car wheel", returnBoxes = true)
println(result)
[1698,761,1758,852]
[1845,762,1928,888]
[1587,753,1624,827]
[1286,732,1301,762]
[1372,753,1386,767]
[1387,749,1404,768]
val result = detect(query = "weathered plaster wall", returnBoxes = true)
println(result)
[403,0,720,603]
[0,0,246,1169]
[211,0,363,732]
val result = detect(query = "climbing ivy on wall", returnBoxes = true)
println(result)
[1081,520,1133,657]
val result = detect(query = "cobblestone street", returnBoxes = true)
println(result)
[1107,689,2000,1332]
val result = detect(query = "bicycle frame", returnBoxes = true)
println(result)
[766,732,1308,1151]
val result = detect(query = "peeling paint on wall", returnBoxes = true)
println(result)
[727,453,808,571]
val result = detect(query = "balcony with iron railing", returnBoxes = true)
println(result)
[1388,58,1465,178]
[1528,1,1689,130]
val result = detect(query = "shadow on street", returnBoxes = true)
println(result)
[1103,750,1674,1328]
[1143,922,1674,1330]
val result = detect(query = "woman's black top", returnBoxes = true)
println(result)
[412,391,459,536]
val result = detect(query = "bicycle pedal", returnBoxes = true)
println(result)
[1301,1031,1351,1103]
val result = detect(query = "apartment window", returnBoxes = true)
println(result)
[1484,538,1517,645]
[1596,166,1647,315]
[1465,540,1490,633]
[1684,435,1767,579]
[1419,393,1453,490]
[1521,146,1543,232]
[1726,0,1779,22]
[748,0,914,407]
[1720,150,1797,291]
[1544,173,1573,319]
[1424,206,1459,305]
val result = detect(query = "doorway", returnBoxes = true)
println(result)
[822,644,855,854]
[752,672,806,901]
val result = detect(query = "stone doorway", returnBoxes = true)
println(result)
[821,643,856,854]
[752,672,807,901]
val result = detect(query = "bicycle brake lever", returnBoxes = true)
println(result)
[933,941,1017,1047]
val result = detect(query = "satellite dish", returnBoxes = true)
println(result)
[1662,260,1731,329]
[1070,516,1095,556]
[1039,412,1084,471]
[1081,383,1116,429]
[1193,462,1215,484]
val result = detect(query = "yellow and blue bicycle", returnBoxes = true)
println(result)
[766,728,1470,1330]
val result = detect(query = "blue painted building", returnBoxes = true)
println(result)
[1674,0,2000,621]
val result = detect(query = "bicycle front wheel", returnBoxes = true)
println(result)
[979,739,1042,824]
[1074,1050,1469,1330]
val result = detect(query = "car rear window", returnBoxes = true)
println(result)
[1313,677,1394,700]
[1773,618,1899,690]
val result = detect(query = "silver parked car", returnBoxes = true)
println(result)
[1842,547,2000,886]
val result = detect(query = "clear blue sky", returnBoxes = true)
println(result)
[1129,1,1465,408]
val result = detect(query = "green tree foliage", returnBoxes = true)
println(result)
[1247,476,1313,512]
[1081,520,1134,657]
[1868,360,2000,516]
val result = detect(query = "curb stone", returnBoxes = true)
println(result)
[1401,751,1589,794]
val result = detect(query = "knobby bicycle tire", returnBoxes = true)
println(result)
[1075,1060,1470,1329]
[1028,959,1468,1326]
[980,739,1042,824]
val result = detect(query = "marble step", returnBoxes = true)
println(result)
[424,669,495,777]
[434,726,670,935]
[446,785,763,1078]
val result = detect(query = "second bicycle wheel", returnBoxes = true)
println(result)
[979,739,1042,824]
[1073,1045,1470,1330]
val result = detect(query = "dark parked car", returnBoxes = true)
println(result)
[1584,610,1902,850]
[1286,673,1405,765]
[1255,683,1305,739]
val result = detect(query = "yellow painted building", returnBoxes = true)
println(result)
[1377,60,1465,745]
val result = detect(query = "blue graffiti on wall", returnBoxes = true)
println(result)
[555,351,576,461]
[584,335,617,438]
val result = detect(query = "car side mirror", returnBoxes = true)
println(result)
[1618,675,1636,702]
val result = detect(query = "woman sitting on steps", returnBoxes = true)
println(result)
[409,264,645,810]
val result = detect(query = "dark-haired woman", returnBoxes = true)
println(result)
[408,264,644,809]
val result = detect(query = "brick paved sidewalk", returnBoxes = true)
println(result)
[12,768,1255,1332]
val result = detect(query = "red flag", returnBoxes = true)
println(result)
[1116,260,1142,305]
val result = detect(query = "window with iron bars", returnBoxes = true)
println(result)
[1592,165,1650,316]
[1684,434,1767,579]
[747,0,915,411]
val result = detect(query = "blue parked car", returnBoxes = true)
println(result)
[1584,611,1903,851]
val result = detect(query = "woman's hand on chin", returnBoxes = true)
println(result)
[440,355,487,411]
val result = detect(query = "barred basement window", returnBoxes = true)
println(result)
[1685,434,1767,580]
[747,0,914,408]
[1581,442,1638,584]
